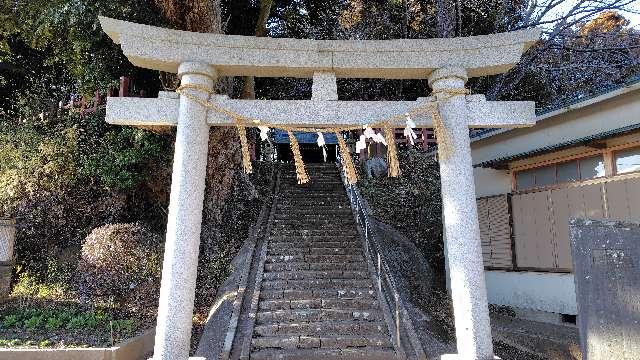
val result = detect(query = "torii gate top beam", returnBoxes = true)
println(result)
[99,16,540,79]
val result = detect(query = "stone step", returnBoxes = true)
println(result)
[275,207,352,214]
[280,177,341,182]
[256,308,384,324]
[269,234,356,240]
[265,254,365,264]
[280,187,344,192]
[251,348,398,360]
[276,202,349,207]
[280,170,340,175]
[259,289,376,301]
[269,233,358,242]
[269,241,361,249]
[264,261,367,272]
[268,247,362,256]
[263,270,369,281]
[274,209,352,216]
[271,226,356,232]
[281,193,345,198]
[280,190,345,195]
[269,236,358,242]
[262,279,373,291]
[277,202,350,208]
[270,229,357,235]
[270,228,356,235]
[254,320,390,337]
[280,182,341,186]
[274,215,353,221]
[251,334,393,351]
[271,227,356,234]
[273,218,354,224]
[268,243,360,250]
[258,298,381,311]
[280,186,344,191]
[278,197,348,203]
[281,181,343,186]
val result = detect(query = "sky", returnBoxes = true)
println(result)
[541,1,640,29]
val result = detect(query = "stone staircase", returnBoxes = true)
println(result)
[249,164,400,360]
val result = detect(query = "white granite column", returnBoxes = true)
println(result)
[154,62,216,360]
[429,67,495,360]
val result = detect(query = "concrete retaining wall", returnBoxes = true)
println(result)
[485,270,577,315]
[0,329,154,360]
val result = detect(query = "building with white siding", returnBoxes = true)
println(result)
[470,76,640,323]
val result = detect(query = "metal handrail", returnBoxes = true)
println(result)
[336,159,426,359]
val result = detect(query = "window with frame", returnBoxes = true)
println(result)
[615,147,640,175]
[515,155,605,191]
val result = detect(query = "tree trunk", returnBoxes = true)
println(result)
[401,0,410,39]
[240,0,274,100]
[155,0,254,226]
[436,0,457,38]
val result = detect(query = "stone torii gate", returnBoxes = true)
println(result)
[99,17,540,360]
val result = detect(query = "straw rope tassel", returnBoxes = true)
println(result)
[335,131,358,185]
[288,131,309,184]
[237,123,253,174]
[384,127,400,177]
[431,107,453,161]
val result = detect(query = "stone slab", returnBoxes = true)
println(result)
[0,219,16,262]
[99,16,540,79]
[569,219,640,360]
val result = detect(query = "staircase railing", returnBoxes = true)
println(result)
[337,160,426,360]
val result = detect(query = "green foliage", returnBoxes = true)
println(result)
[358,149,445,277]
[45,316,64,331]
[78,223,163,304]
[111,319,136,336]
[10,272,69,300]
[1,0,164,118]
[0,306,137,335]
[67,313,99,330]
[38,339,52,348]
[2,315,20,328]
[0,109,171,216]
[24,314,44,330]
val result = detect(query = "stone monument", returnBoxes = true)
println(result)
[570,218,640,360]
[0,218,16,299]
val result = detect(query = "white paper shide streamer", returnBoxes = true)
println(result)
[404,113,418,145]
[356,125,388,154]
[317,132,328,162]
[355,134,366,153]
[258,126,270,141]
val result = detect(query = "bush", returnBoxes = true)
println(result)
[78,223,162,304]
[1,110,171,289]
[358,148,445,281]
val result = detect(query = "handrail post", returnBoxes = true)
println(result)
[377,253,382,293]
[395,292,401,347]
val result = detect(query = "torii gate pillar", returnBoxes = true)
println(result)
[154,62,216,359]
[429,67,495,360]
